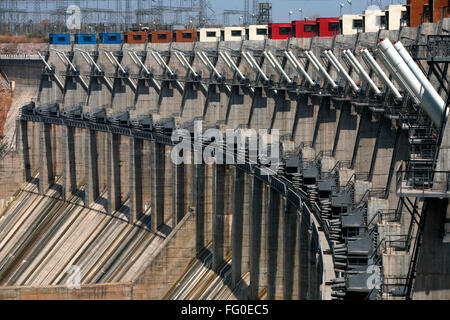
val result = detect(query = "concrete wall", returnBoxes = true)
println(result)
[0,59,43,87]
[413,199,450,299]
[0,283,133,300]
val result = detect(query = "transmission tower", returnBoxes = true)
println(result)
[125,0,132,25]
[223,9,246,25]
[257,2,271,25]
[244,0,250,24]
[136,0,143,24]
[252,0,259,23]
[116,0,122,25]
[9,0,18,24]
[0,0,216,31]
[33,0,40,23]
[199,0,207,26]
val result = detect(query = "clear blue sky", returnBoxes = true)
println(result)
[212,0,406,24]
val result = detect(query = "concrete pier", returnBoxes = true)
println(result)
[61,125,76,199]
[299,216,311,299]
[231,167,250,287]
[193,163,208,254]
[19,120,31,183]
[129,137,142,223]
[38,122,54,195]
[212,163,232,272]
[84,129,99,205]
[283,200,300,300]
[151,141,165,230]
[172,160,185,226]
[107,132,121,214]
[249,176,268,299]
[333,102,360,162]
[267,188,284,300]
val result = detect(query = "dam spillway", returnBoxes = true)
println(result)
[0,20,449,300]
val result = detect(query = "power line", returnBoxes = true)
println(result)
[0,0,214,27]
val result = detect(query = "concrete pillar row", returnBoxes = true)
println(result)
[129,137,143,224]
[38,122,54,195]
[107,132,121,215]
[61,125,76,200]
[84,129,99,206]
[249,176,268,300]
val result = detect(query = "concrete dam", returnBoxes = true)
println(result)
[0,20,449,300]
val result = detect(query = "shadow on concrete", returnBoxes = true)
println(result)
[19,183,158,233]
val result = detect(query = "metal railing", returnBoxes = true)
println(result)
[379,209,400,224]
[355,187,387,209]
[320,160,351,179]
[382,234,413,253]
[409,35,450,60]
[381,276,409,299]
[366,209,399,231]
[396,169,450,197]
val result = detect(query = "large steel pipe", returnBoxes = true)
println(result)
[393,41,446,124]
[360,48,402,100]
[242,51,269,82]
[378,39,444,125]
[306,50,337,88]
[267,50,293,84]
[343,49,381,95]
[324,50,359,92]
[304,50,320,72]
[284,50,315,86]
[375,48,421,104]
[324,51,341,73]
